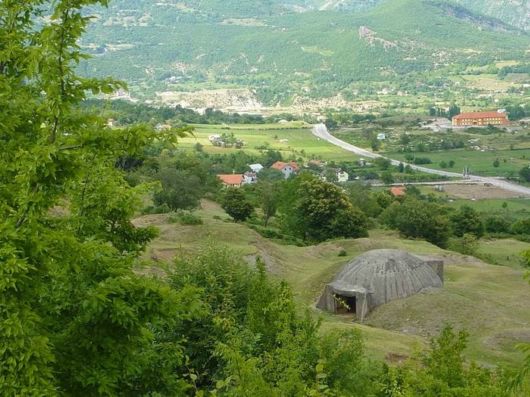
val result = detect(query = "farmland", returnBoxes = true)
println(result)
[178,122,360,162]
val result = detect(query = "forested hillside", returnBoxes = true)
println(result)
[81,0,530,104]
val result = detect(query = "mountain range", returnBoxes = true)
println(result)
[81,0,530,105]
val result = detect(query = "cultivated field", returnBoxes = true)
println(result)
[388,148,530,177]
[178,123,360,161]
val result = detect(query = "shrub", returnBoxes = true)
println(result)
[450,206,484,237]
[449,234,479,255]
[484,216,511,234]
[380,198,451,248]
[413,157,432,165]
[168,211,203,225]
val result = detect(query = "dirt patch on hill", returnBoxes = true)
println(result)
[443,183,527,199]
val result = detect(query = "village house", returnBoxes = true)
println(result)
[390,186,406,197]
[336,169,349,183]
[217,174,244,188]
[452,111,509,127]
[243,172,258,184]
[271,161,299,179]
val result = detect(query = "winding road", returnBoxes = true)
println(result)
[312,123,530,197]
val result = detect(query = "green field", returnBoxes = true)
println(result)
[388,148,530,177]
[137,200,530,369]
[447,198,530,218]
[179,123,360,161]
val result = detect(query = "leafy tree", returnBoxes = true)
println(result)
[450,205,484,238]
[520,166,530,182]
[381,171,395,185]
[511,218,530,235]
[484,216,511,234]
[222,188,254,222]
[169,247,380,396]
[0,1,197,394]
[371,138,381,152]
[448,103,461,119]
[153,154,215,211]
[258,181,279,226]
[380,198,451,247]
[280,175,368,242]
[375,157,391,170]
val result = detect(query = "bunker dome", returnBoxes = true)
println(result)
[317,249,443,321]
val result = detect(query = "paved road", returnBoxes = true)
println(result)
[312,123,530,197]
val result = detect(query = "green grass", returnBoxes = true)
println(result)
[476,238,529,269]
[388,148,530,177]
[138,201,530,369]
[447,198,530,219]
[179,123,360,161]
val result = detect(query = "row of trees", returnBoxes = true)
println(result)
[217,173,501,250]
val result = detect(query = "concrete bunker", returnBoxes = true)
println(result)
[317,249,443,322]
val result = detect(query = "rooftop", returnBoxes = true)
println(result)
[453,111,506,120]
[217,174,244,185]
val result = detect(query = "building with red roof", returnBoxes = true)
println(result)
[390,186,406,197]
[452,111,508,127]
[271,161,299,179]
[217,174,244,187]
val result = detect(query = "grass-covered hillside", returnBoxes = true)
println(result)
[136,199,530,368]
[82,0,530,103]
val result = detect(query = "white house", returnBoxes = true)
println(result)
[271,161,299,179]
[243,172,258,184]
[336,170,349,183]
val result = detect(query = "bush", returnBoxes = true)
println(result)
[448,234,479,255]
[484,216,511,234]
[338,249,347,257]
[413,157,432,165]
[168,211,203,225]
[380,198,451,248]
[142,203,171,214]
[512,218,530,235]
[450,206,484,237]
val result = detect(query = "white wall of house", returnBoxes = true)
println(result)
[281,166,294,179]
[337,171,349,183]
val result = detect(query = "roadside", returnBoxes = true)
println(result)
[312,124,530,197]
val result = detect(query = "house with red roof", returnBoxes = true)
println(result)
[271,161,299,179]
[217,174,244,188]
[390,186,406,197]
[452,111,509,127]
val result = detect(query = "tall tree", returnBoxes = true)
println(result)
[0,1,194,394]
[280,174,368,242]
